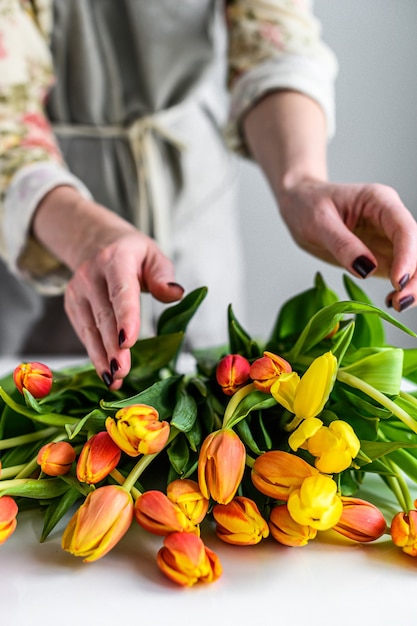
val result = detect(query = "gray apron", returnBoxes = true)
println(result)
[4,0,247,356]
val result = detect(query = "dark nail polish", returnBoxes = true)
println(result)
[386,297,393,308]
[399,273,410,291]
[102,371,113,387]
[352,256,376,278]
[110,359,120,376]
[118,329,126,347]
[167,282,185,292]
[399,294,415,312]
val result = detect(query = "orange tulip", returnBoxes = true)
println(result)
[216,354,251,395]
[213,496,269,545]
[251,450,318,501]
[13,361,53,398]
[249,351,292,392]
[105,404,170,456]
[134,490,197,536]
[0,496,18,545]
[37,441,76,476]
[167,479,209,525]
[333,497,386,542]
[62,485,133,562]
[269,503,317,547]
[391,506,417,557]
[76,431,121,484]
[157,532,222,586]
[198,429,246,504]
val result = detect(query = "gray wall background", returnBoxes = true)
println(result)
[238,0,417,348]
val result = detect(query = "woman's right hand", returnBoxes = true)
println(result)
[32,186,184,390]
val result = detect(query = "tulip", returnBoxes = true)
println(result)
[134,490,197,535]
[62,485,133,562]
[198,429,246,504]
[287,474,343,531]
[391,506,417,557]
[0,496,18,545]
[105,404,170,457]
[333,497,386,542]
[13,361,53,398]
[157,531,222,586]
[289,418,360,474]
[37,441,76,476]
[216,354,251,395]
[76,431,122,484]
[251,450,318,501]
[213,496,269,545]
[271,352,337,420]
[249,351,292,392]
[269,503,317,547]
[166,479,209,525]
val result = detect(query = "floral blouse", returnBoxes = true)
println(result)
[0,0,337,288]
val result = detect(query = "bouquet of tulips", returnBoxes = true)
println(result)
[1,273,417,587]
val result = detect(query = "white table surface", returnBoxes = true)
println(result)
[1,356,417,626]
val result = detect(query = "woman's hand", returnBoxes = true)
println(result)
[32,186,183,390]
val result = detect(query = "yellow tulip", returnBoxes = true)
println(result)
[106,404,170,457]
[287,474,343,531]
[62,485,133,562]
[213,496,269,545]
[198,429,246,504]
[269,503,317,547]
[305,420,360,473]
[251,450,318,501]
[157,532,222,586]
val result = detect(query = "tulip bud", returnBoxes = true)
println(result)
[287,474,343,531]
[391,505,417,557]
[0,496,18,545]
[62,485,134,562]
[249,351,292,392]
[157,532,222,586]
[166,479,209,525]
[134,490,198,536]
[105,404,170,457]
[269,503,317,547]
[213,496,269,545]
[216,354,251,396]
[251,450,318,501]
[37,441,76,476]
[76,431,122,484]
[198,429,246,505]
[333,497,386,542]
[13,361,53,399]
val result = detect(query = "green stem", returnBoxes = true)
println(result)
[0,387,79,427]
[122,427,180,494]
[0,478,29,491]
[385,458,414,512]
[110,469,141,500]
[14,432,69,479]
[0,426,58,451]
[222,383,257,429]
[337,370,417,435]
[0,464,26,479]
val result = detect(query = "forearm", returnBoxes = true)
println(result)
[242,90,328,198]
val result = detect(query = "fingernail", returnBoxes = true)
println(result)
[386,297,393,308]
[399,273,410,291]
[352,256,376,278]
[102,371,113,387]
[167,282,185,293]
[399,294,415,311]
[110,359,120,376]
[118,329,126,347]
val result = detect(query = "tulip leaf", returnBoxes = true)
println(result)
[0,478,69,499]
[167,434,190,476]
[236,418,265,455]
[339,348,404,395]
[331,321,355,364]
[129,333,185,379]
[65,408,107,440]
[224,391,277,430]
[357,440,417,466]
[101,376,181,420]
[40,486,82,542]
[227,305,260,358]
[156,287,208,336]
[171,390,198,432]
[402,348,417,383]
[342,274,385,346]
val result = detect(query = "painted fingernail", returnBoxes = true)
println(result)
[102,371,113,387]
[167,282,185,293]
[399,273,410,291]
[110,359,120,376]
[352,256,376,278]
[386,297,393,308]
[118,329,126,347]
[399,294,415,311]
